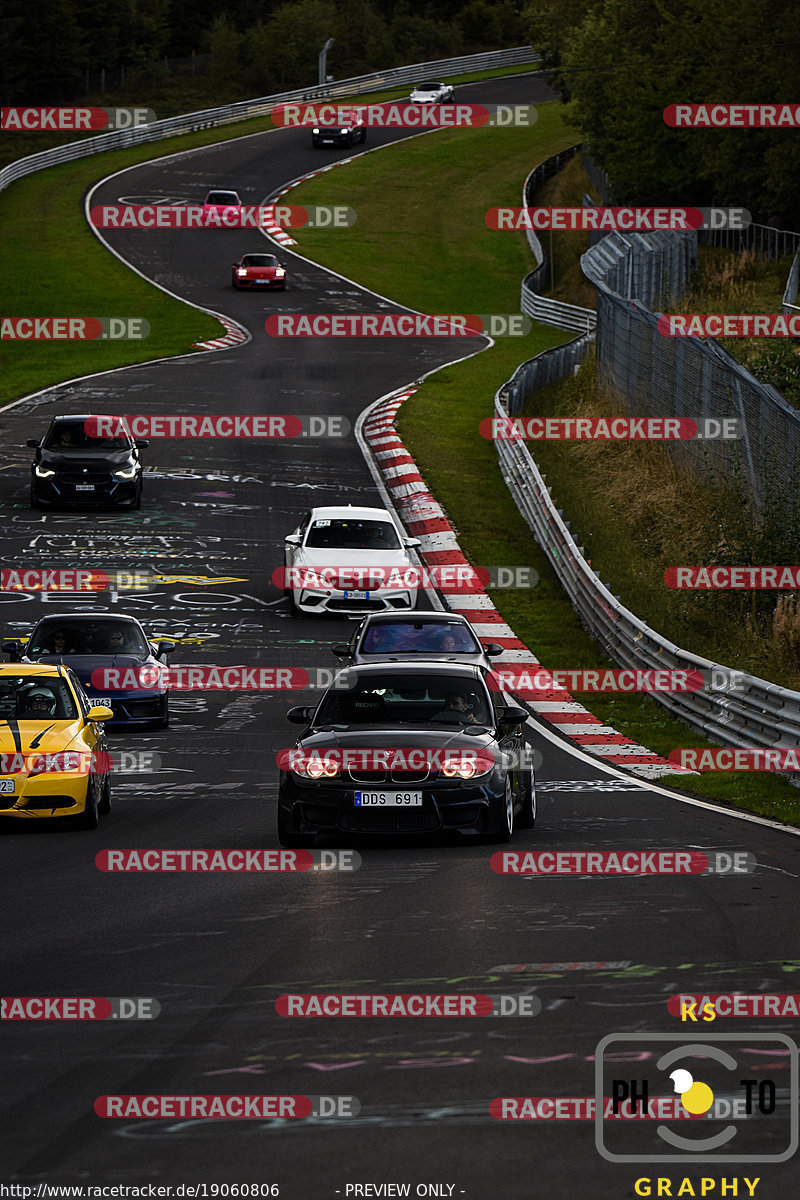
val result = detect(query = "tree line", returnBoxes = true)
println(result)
[525,0,800,227]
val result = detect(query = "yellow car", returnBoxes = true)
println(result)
[0,665,113,829]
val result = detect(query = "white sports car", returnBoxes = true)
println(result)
[409,81,455,103]
[282,505,421,615]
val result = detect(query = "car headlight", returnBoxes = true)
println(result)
[34,464,55,478]
[313,128,320,134]
[442,752,495,780]
[275,268,286,277]
[294,757,340,780]
[114,463,139,480]
[237,267,248,276]
[340,127,350,134]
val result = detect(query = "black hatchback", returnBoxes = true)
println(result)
[276,662,536,847]
[28,414,149,509]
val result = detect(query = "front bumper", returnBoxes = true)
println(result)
[0,773,92,820]
[291,587,417,615]
[277,772,503,838]
[233,276,286,289]
[83,690,168,727]
[32,472,140,508]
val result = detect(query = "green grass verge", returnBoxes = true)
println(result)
[285,100,800,826]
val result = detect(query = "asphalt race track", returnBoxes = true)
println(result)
[3,74,800,1198]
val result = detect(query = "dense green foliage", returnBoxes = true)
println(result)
[524,0,800,225]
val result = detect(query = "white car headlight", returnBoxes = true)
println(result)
[34,465,55,478]
[275,268,286,277]
[114,464,139,480]
[237,267,248,276]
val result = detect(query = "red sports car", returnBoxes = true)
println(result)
[231,253,287,290]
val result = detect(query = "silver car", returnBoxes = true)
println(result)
[332,612,504,671]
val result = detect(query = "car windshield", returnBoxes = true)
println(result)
[417,83,441,91]
[305,518,401,550]
[28,622,148,657]
[0,676,78,721]
[43,422,130,451]
[242,255,277,266]
[361,622,480,655]
[206,192,238,204]
[315,672,492,727]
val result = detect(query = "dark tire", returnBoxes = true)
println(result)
[132,485,142,510]
[75,776,99,830]
[487,777,514,844]
[98,772,112,815]
[30,485,42,510]
[277,804,315,848]
[153,701,169,730]
[516,769,536,829]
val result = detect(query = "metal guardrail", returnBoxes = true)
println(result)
[783,251,800,313]
[519,144,597,333]
[0,47,540,197]
[493,151,800,753]
[494,388,800,752]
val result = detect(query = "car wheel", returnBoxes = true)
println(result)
[277,804,315,848]
[488,777,514,844]
[98,771,112,815]
[132,485,142,510]
[516,769,536,829]
[30,485,42,510]
[288,589,306,617]
[360,129,367,143]
[75,776,99,830]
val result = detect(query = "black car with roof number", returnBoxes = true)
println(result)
[3,614,175,730]
[28,414,148,509]
[276,662,535,847]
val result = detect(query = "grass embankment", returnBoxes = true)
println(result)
[287,104,800,824]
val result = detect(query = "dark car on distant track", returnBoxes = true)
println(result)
[276,662,535,846]
[312,112,367,148]
[28,414,148,509]
[3,614,175,730]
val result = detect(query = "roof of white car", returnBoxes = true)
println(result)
[309,505,396,522]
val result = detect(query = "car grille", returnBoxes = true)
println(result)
[15,796,79,810]
[326,598,384,611]
[58,472,114,485]
[124,699,163,717]
[339,808,440,834]
[346,768,430,784]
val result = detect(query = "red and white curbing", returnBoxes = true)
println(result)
[363,386,692,780]
[193,317,249,352]
[267,156,362,248]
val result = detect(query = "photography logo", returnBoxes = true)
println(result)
[595,1033,798,1162]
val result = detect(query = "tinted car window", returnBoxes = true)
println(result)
[28,622,148,657]
[316,673,491,725]
[43,422,131,451]
[305,519,400,549]
[0,676,78,721]
[242,255,277,266]
[361,622,480,654]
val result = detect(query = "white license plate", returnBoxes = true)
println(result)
[75,483,95,492]
[0,778,15,792]
[344,590,369,600]
[355,791,423,807]
[93,698,111,706]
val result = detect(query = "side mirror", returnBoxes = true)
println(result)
[135,439,150,449]
[156,640,176,656]
[284,533,301,546]
[26,439,40,448]
[484,644,505,657]
[87,704,114,721]
[499,705,529,726]
[404,537,421,548]
[332,644,350,658]
[2,639,23,661]
[286,705,314,724]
